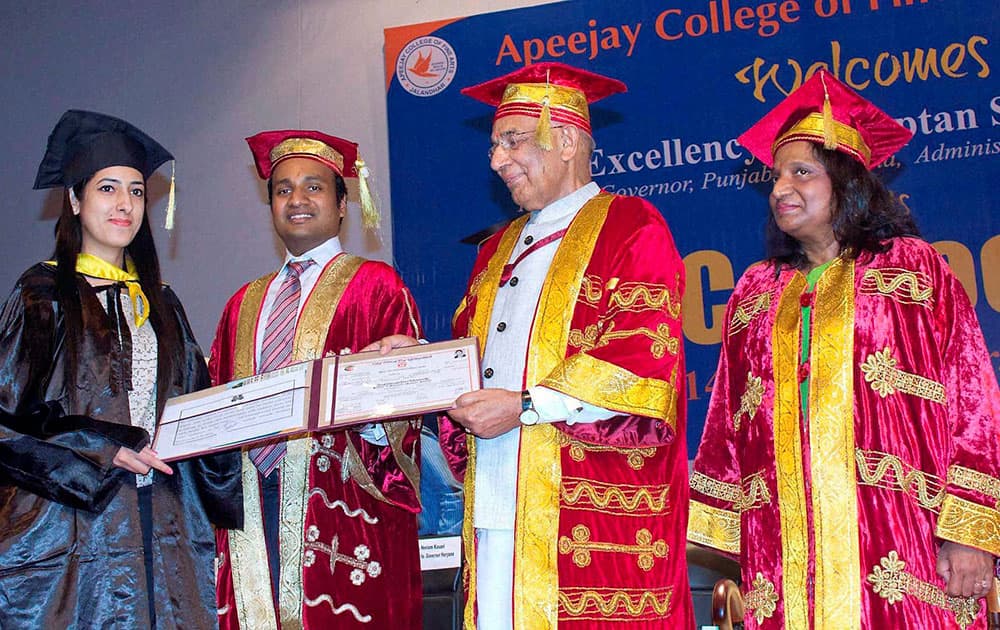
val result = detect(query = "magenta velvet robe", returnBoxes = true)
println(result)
[690,237,1000,629]
[212,254,423,629]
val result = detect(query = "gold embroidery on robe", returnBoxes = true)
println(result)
[867,551,980,629]
[233,274,273,380]
[517,194,613,629]
[809,258,861,630]
[456,217,526,629]
[947,465,1000,507]
[228,277,281,630]
[561,477,670,516]
[733,372,764,431]
[301,525,382,585]
[733,473,772,512]
[860,268,933,306]
[728,291,771,337]
[568,324,600,352]
[690,472,742,505]
[860,347,946,403]
[229,452,276,629]
[579,274,604,306]
[558,524,668,571]
[937,494,1000,556]
[541,352,678,426]
[568,321,679,360]
[743,573,779,624]
[687,500,740,554]
[689,471,771,513]
[278,437,311,630]
[557,586,673,620]
[771,273,810,630]
[226,255,372,630]
[855,449,946,510]
[607,279,682,318]
[557,431,656,470]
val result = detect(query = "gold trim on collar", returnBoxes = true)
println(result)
[226,255,380,629]
[772,271,810,630]
[515,193,612,630]
[233,273,275,378]
[809,258,861,630]
[457,217,525,628]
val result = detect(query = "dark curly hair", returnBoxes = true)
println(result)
[765,143,920,269]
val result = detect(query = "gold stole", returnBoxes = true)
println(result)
[228,254,367,630]
[460,193,614,629]
[772,258,859,629]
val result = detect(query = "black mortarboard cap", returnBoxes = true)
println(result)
[33,110,173,190]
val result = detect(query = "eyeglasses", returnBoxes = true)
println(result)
[488,125,565,160]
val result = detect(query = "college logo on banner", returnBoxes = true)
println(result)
[396,36,458,97]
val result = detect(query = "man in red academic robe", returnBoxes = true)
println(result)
[368,63,694,629]
[212,130,422,629]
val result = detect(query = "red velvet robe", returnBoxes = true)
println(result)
[689,237,1000,629]
[439,192,695,628]
[212,254,423,629]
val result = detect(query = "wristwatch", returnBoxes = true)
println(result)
[518,389,540,425]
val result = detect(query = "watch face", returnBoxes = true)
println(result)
[519,408,540,425]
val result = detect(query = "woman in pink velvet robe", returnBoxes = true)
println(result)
[689,71,1000,629]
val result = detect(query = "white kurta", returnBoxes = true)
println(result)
[473,182,615,629]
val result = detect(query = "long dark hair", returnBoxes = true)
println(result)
[765,144,920,268]
[53,174,180,381]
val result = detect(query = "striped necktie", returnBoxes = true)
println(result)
[249,259,313,476]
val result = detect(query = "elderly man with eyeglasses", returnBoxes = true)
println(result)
[366,62,693,630]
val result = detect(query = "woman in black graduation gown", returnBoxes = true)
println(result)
[0,110,242,629]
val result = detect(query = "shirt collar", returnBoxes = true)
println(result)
[530,181,600,226]
[282,236,343,272]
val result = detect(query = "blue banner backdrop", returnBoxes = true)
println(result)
[385,0,1000,457]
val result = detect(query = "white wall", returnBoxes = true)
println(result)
[0,0,557,346]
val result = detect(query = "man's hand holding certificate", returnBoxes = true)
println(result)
[152,338,480,461]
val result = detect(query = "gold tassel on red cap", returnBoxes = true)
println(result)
[820,71,838,150]
[355,157,380,231]
[535,68,554,151]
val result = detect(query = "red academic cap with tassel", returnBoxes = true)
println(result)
[246,129,380,230]
[737,70,913,169]
[461,62,626,149]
